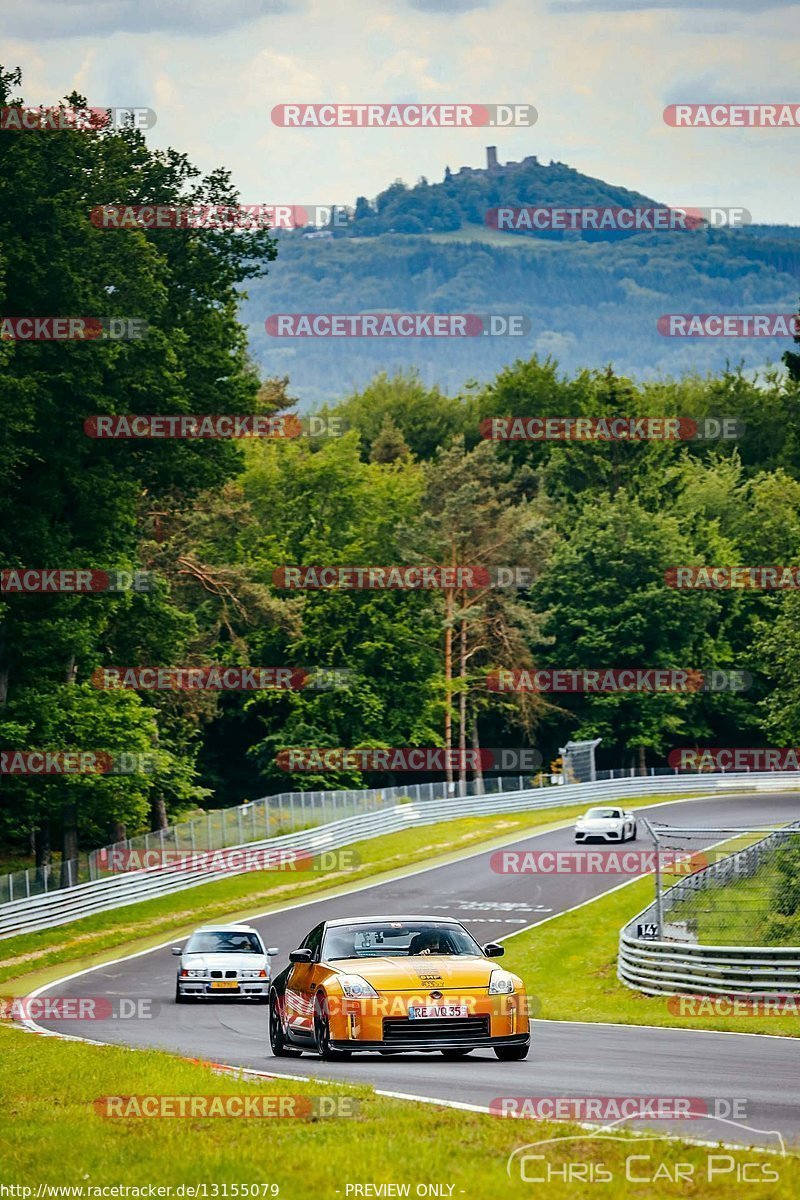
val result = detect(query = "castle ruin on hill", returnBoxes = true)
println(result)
[452,145,544,177]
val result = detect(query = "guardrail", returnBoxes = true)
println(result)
[3,770,799,941]
[618,821,800,996]
[0,773,540,904]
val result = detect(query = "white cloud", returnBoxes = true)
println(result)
[0,0,300,40]
[1,0,796,223]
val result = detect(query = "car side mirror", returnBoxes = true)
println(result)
[171,946,183,956]
[289,948,313,963]
[267,947,279,956]
[483,943,504,958]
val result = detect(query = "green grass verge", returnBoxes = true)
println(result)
[0,792,751,994]
[502,874,800,1037]
[0,1023,795,1196]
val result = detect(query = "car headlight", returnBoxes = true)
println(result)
[240,969,264,980]
[337,975,379,999]
[488,970,516,995]
[183,969,205,979]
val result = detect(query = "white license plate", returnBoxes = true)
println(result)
[408,1004,469,1019]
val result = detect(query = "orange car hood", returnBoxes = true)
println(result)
[325,955,499,989]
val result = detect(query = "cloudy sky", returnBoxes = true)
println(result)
[1,0,798,222]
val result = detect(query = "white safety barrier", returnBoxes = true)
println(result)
[2,771,798,939]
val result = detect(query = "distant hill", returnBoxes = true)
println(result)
[239,149,800,405]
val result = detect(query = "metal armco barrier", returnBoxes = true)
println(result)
[2,771,798,940]
[618,820,800,996]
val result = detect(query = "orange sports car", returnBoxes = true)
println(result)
[268,915,530,1061]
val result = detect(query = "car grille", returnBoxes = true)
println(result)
[209,970,238,979]
[382,1016,490,1042]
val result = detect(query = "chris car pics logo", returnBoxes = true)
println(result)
[506,1117,784,1185]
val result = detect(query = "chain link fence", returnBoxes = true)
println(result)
[3,763,794,907]
[0,773,539,904]
[639,820,800,946]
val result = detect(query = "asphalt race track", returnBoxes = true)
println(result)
[30,792,800,1150]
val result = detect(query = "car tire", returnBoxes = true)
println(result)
[269,994,302,1057]
[174,981,188,1005]
[440,1048,473,1059]
[313,995,351,1061]
[631,823,637,841]
[494,1043,530,1061]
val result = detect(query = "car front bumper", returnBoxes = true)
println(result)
[575,827,625,841]
[330,1031,531,1053]
[178,979,269,997]
[327,993,529,1045]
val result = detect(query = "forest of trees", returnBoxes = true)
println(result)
[247,226,800,401]
[3,65,800,871]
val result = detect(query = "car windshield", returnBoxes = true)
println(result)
[321,922,483,960]
[184,931,262,954]
[585,808,619,818]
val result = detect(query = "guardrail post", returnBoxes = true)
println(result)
[641,817,663,936]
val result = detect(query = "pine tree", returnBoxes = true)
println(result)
[783,299,800,382]
[369,413,411,463]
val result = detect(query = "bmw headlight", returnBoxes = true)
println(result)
[240,970,262,980]
[184,969,205,979]
[488,970,516,995]
[338,975,379,999]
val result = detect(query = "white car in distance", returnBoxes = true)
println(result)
[574,806,637,843]
[173,923,278,1003]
